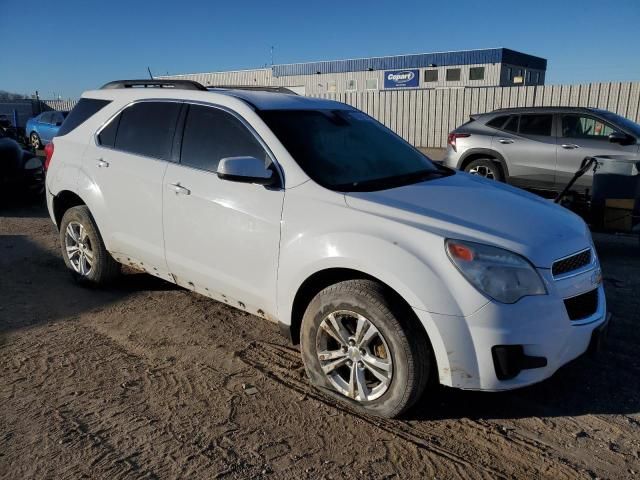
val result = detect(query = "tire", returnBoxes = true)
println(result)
[464,158,504,181]
[59,206,120,285]
[29,132,41,150]
[300,279,431,418]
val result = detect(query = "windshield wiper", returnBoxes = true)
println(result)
[334,168,450,192]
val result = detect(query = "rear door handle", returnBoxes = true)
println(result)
[97,159,109,168]
[168,182,191,195]
[497,138,514,144]
[561,144,580,149]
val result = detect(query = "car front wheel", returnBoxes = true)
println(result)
[301,279,431,418]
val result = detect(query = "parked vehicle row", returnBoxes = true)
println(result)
[444,106,640,193]
[45,80,608,418]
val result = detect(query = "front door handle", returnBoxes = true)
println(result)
[168,183,191,195]
[497,138,514,144]
[561,144,580,149]
[97,159,109,168]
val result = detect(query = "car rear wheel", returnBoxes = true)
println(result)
[59,206,120,285]
[300,279,431,418]
[464,158,504,181]
[29,132,42,150]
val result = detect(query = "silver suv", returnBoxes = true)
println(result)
[444,107,640,192]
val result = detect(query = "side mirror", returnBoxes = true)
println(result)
[609,131,633,145]
[217,156,277,186]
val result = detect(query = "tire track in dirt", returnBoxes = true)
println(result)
[237,340,591,480]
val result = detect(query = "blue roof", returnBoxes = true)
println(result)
[272,48,547,77]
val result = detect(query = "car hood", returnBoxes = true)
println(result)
[344,172,590,268]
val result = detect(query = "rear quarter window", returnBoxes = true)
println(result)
[57,98,111,137]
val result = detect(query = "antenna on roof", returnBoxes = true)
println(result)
[147,67,154,80]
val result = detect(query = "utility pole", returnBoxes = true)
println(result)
[270,46,274,66]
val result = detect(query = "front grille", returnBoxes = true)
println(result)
[564,289,598,321]
[552,249,592,277]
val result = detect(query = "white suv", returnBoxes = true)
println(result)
[46,80,609,418]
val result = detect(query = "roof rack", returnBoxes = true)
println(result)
[100,79,208,91]
[207,85,298,95]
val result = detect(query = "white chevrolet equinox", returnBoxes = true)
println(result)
[46,80,609,418]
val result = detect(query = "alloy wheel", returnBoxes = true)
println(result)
[30,133,40,149]
[468,165,496,179]
[316,310,393,402]
[64,221,94,276]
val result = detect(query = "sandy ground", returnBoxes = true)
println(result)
[1,198,640,480]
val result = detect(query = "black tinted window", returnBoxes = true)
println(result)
[58,98,111,137]
[424,70,438,82]
[180,105,267,173]
[519,114,552,136]
[469,67,485,80]
[487,115,508,129]
[114,102,181,160]
[503,116,519,133]
[446,68,461,81]
[98,114,120,147]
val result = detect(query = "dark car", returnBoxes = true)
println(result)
[444,107,640,193]
[0,131,44,199]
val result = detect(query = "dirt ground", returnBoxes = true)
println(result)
[1,198,639,480]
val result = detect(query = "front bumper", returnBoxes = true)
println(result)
[414,265,607,391]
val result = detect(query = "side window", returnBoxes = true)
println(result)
[180,105,268,173]
[486,115,509,129]
[562,114,616,139]
[502,115,519,133]
[52,112,65,125]
[446,68,461,82]
[40,112,53,124]
[424,70,438,82]
[518,114,552,136]
[98,114,120,147]
[113,101,182,160]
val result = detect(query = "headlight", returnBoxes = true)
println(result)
[445,239,546,304]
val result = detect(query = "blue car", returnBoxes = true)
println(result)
[25,110,68,149]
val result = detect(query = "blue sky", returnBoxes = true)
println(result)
[1,0,639,99]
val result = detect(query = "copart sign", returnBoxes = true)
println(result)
[384,69,419,88]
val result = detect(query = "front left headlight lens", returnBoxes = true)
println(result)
[445,239,546,304]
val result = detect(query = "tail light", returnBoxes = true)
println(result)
[44,142,54,171]
[447,133,470,152]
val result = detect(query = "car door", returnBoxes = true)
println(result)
[38,112,55,142]
[50,111,66,138]
[162,103,284,317]
[90,100,183,275]
[491,113,557,189]
[556,113,639,192]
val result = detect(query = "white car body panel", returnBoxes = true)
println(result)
[46,86,608,393]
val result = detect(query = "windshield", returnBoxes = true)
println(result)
[594,109,640,137]
[258,109,448,191]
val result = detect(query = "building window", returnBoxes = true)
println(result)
[534,72,540,84]
[526,71,531,83]
[327,81,336,93]
[469,67,485,81]
[365,78,378,90]
[506,67,512,81]
[424,69,438,82]
[346,79,357,91]
[446,68,461,82]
